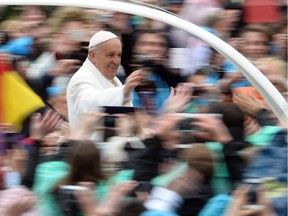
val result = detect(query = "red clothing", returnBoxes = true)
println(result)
[243,0,282,23]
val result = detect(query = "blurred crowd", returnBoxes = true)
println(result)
[0,0,287,215]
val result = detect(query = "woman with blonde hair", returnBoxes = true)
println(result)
[255,56,287,96]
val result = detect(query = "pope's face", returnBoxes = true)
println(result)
[92,38,122,80]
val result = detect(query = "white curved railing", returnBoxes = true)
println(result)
[1,0,287,125]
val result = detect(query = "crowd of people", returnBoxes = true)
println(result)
[0,0,287,215]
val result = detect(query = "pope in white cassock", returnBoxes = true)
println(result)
[67,30,144,129]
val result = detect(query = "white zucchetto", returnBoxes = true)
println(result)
[88,30,118,48]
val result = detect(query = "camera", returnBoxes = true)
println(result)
[68,42,89,66]
[102,106,135,141]
[57,185,88,216]
[193,85,208,97]
[102,106,135,128]
[174,113,202,133]
[104,115,118,128]
[134,54,157,70]
[131,54,160,81]
[128,181,153,197]
[178,118,198,132]
[192,84,212,97]
[65,30,89,66]
[174,113,222,133]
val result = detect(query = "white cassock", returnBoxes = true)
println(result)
[66,58,132,130]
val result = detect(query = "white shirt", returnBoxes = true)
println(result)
[66,58,131,129]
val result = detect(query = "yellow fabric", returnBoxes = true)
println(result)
[2,71,45,130]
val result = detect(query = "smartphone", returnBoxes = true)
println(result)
[242,178,264,210]
[137,91,157,115]
[193,86,207,97]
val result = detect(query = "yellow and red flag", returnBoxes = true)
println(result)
[0,57,45,130]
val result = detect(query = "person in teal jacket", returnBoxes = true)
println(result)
[32,140,134,216]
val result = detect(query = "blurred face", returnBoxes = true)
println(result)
[224,9,241,30]
[187,74,207,85]
[62,21,86,52]
[21,6,46,26]
[52,20,86,54]
[134,33,168,61]
[242,31,269,60]
[258,61,285,82]
[90,38,122,80]
[167,3,183,14]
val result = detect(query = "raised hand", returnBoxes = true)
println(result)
[192,115,233,144]
[114,113,136,137]
[68,111,107,140]
[124,69,146,98]
[29,109,62,140]
[0,187,38,216]
[225,185,276,216]
[233,92,266,117]
[150,114,181,138]
[96,181,138,215]
[162,83,192,113]
[51,59,80,76]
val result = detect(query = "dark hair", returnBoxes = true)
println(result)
[0,31,10,45]
[239,24,273,42]
[209,102,245,140]
[116,200,147,216]
[224,3,242,10]
[186,144,214,181]
[133,28,169,48]
[55,140,105,188]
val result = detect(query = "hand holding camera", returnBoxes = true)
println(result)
[226,182,276,216]
[57,185,91,216]
[190,114,232,144]
[148,114,181,139]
